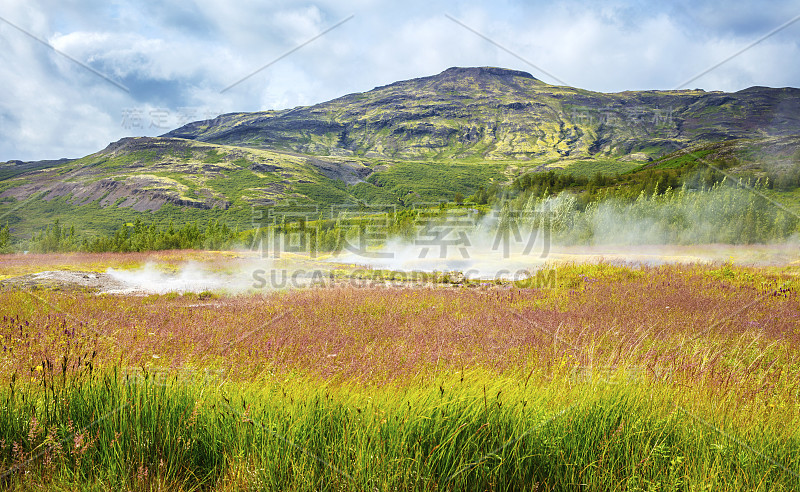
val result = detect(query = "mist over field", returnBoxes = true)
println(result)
[331,180,800,277]
[88,176,800,294]
[106,262,245,294]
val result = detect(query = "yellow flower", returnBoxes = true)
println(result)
[35,365,43,372]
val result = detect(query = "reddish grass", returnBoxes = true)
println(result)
[1,263,797,406]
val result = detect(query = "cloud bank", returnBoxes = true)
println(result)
[1,0,799,161]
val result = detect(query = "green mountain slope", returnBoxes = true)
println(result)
[1,67,799,237]
[0,136,506,236]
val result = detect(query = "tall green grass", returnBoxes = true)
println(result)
[2,366,798,490]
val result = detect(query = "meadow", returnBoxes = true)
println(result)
[0,258,798,490]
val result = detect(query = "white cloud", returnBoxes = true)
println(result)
[0,0,798,161]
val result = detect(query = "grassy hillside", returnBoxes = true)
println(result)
[1,67,799,241]
[0,137,514,238]
[2,135,799,242]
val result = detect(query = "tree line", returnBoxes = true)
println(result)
[1,158,797,254]
[12,219,240,253]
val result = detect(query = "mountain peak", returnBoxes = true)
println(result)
[437,66,537,81]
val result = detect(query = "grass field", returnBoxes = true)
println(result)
[0,258,798,490]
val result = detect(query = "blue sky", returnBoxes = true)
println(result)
[1,0,799,161]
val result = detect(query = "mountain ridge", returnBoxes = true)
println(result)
[162,66,800,161]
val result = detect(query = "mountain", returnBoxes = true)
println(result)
[164,66,800,160]
[1,67,799,236]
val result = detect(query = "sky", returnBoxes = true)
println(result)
[1,0,799,162]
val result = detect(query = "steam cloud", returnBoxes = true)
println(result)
[103,183,800,293]
[106,262,249,294]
